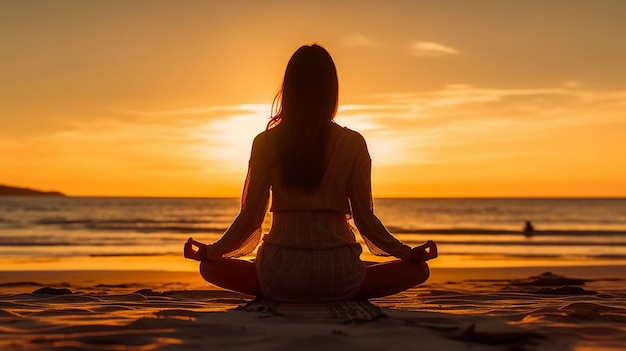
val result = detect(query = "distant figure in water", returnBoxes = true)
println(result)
[524,221,535,236]
[184,44,437,302]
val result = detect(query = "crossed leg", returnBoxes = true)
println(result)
[352,260,430,300]
[194,240,437,300]
[352,240,437,299]
[199,259,261,297]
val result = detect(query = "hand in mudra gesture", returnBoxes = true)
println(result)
[184,237,209,261]
[409,240,438,262]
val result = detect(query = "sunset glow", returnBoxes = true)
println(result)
[1,1,625,197]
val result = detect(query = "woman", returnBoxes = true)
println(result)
[184,44,437,302]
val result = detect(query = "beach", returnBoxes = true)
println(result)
[1,265,624,351]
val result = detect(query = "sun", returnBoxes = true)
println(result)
[201,105,272,170]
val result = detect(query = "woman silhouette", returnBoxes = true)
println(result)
[184,44,437,302]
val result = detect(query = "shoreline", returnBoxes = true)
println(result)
[2,253,626,273]
[2,264,625,293]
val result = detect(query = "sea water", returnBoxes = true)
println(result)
[1,197,625,267]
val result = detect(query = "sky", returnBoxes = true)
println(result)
[1,0,625,197]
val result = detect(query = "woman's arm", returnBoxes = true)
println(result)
[348,134,412,260]
[204,134,271,260]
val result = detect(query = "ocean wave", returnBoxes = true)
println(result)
[81,252,626,260]
[3,238,623,248]
[26,217,626,236]
[89,252,180,257]
[399,239,626,247]
[32,218,210,225]
[30,218,228,233]
[79,225,225,233]
[389,228,626,236]
[0,241,77,246]
[438,252,626,259]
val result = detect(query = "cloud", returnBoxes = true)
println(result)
[5,88,625,189]
[563,80,582,89]
[369,85,580,116]
[343,35,374,47]
[335,85,626,167]
[411,41,459,57]
[118,104,271,124]
[2,103,274,179]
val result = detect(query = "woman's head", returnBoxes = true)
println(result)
[269,44,338,128]
[268,44,339,191]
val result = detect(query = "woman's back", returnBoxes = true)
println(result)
[265,123,359,215]
[247,123,408,260]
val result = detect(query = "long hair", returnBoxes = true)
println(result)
[267,44,339,191]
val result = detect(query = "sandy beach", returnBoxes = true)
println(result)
[1,265,624,351]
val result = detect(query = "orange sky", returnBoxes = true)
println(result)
[1,1,625,197]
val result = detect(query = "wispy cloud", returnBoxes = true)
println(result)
[368,85,584,119]
[2,87,624,195]
[563,80,582,89]
[0,103,273,189]
[411,41,459,57]
[343,35,374,48]
[121,104,269,118]
[336,85,626,167]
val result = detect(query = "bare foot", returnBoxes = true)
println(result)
[409,240,438,262]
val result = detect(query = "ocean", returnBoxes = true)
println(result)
[1,197,625,269]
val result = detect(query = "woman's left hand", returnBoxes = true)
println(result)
[184,237,208,261]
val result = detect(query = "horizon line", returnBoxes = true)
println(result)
[8,195,625,200]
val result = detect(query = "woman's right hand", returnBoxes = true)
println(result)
[409,240,438,262]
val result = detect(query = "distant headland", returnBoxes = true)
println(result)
[0,185,66,196]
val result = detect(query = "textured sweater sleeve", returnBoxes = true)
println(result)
[206,134,270,259]
[348,134,411,260]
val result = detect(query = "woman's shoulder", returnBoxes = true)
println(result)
[335,125,367,147]
[344,127,364,139]
[255,123,367,147]
[252,128,276,145]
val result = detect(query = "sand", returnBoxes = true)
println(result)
[0,266,625,351]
